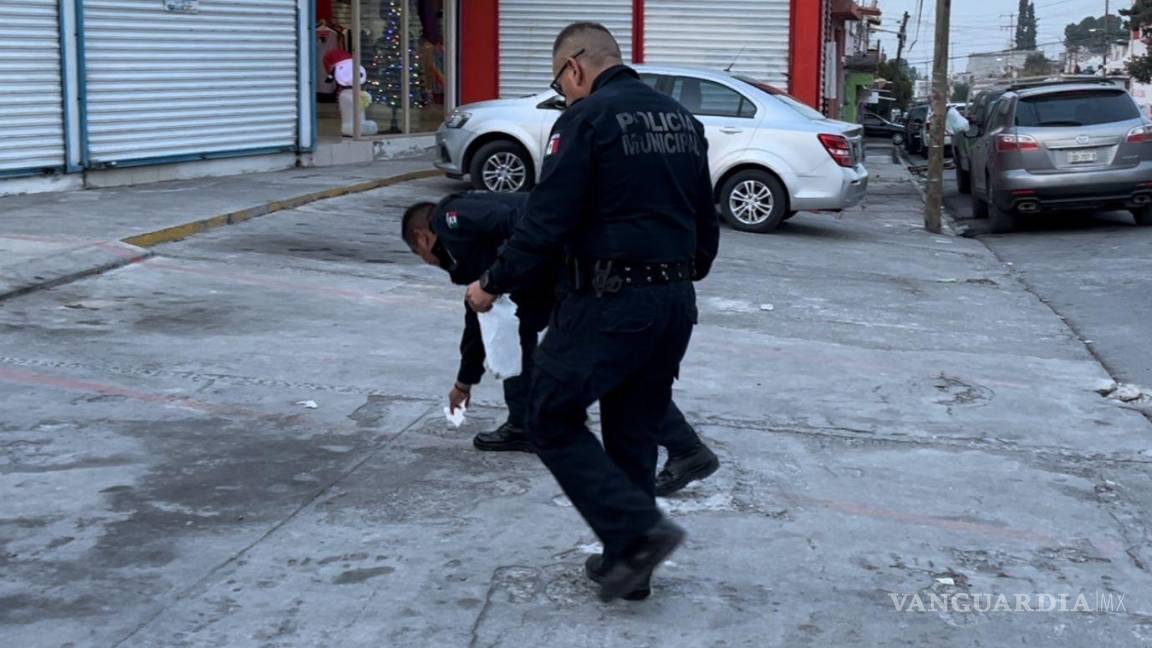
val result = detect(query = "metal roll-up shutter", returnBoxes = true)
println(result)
[499,1,632,98]
[646,0,791,86]
[81,0,299,166]
[0,0,65,174]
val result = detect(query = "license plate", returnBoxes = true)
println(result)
[1068,150,1098,164]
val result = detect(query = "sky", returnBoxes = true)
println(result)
[871,0,1124,76]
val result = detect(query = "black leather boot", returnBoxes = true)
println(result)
[584,554,651,601]
[655,445,720,496]
[596,518,685,602]
[472,422,533,453]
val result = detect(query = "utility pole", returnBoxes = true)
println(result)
[1001,13,1017,49]
[925,0,951,234]
[1104,0,1111,70]
[895,11,911,69]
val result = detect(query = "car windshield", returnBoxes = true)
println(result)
[1015,90,1140,127]
[734,76,826,120]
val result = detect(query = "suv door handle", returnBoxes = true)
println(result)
[719,127,743,134]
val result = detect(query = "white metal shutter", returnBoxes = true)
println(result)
[0,0,65,174]
[81,0,299,165]
[645,0,791,86]
[499,1,633,98]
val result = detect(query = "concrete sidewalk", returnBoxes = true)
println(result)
[2,149,1151,646]
[0,160,439,301]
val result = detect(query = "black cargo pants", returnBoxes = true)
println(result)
[527,282,697,559]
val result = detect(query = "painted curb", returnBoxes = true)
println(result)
[0,241,152,303]
[0,168,442,301]
[122,169,443,248]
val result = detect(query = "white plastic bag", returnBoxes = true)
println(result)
[478,296,522,380]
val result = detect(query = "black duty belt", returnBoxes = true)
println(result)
[569,258,694,297]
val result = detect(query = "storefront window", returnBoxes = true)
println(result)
[316,0,447,138]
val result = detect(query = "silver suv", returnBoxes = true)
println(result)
[958,82,1152,232]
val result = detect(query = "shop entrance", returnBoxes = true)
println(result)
[315,0,451,139]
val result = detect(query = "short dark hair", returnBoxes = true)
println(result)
[552,21,620,60]
[401,202,436,246]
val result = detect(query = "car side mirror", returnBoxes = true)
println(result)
[537,96,567,111]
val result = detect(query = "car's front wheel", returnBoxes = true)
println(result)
[469,140,534,193]
[719,170,789,233]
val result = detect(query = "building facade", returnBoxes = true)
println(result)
[1,0,831,192]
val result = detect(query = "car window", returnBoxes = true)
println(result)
[1015,90,1140,127]
[985,99,1009,131]
[671,77,753,118]
[733,76,820,119]
[638,73,660,90]
[862,114,881,125]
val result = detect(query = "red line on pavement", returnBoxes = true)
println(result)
[804,495,1125,555]
[0,366,263,418]
[0,234,103,244]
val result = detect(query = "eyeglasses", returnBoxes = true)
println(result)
[550,48,585,97]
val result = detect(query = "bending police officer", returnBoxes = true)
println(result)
[401,193,720,495]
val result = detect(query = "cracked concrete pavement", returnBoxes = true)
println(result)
[1,154,1150,646]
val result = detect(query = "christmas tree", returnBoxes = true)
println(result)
[365,0,427,131]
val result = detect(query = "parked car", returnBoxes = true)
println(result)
[955,89,1010,193]
[435,64,869,233]
[860,111,904,143]
[960,82,1152,232]
[903,103,929,154]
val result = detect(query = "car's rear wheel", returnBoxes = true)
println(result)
[1131,206,1152,226]
[988,202,1017,234]
[720,170,789,233]
[469,140,534,193]
[956,163,972,194]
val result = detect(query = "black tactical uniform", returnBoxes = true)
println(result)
[478,65,720,579]
[430,191,552,434]
[431,190,714,473]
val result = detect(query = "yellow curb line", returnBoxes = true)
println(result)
[121,169,443,248]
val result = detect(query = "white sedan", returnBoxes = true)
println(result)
[435,65,869,233]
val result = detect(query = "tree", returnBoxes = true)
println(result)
[1064,15,1125,56]
[951,81,971,102]
[1016,0,1038,50]
[365,0,427,130]
[1123,0,1152,82]
[1022,51,1054,76]
[877,59,914,110]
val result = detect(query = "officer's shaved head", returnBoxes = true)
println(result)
[552,22,622,71]
[401,201,436,248]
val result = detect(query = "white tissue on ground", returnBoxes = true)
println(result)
[295,400,319,409]
[444,405,467,428]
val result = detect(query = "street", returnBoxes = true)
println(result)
[907,144,1152,388]
[2,154,1151,646]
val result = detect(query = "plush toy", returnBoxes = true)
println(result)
[323,49,378,136]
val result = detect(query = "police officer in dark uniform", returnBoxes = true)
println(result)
[464,22,720,601]
[402,193,720,495]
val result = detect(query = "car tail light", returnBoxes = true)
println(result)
[819,134,854,168]
[996,134,1039,153]
[1127,125,1152,143]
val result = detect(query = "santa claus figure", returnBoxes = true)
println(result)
[324,50,378,137]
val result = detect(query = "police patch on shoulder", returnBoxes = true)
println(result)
[446,211,460,229]
[546,133,561,157]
